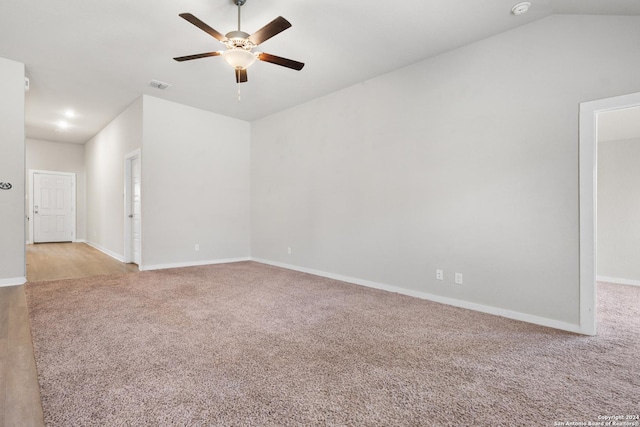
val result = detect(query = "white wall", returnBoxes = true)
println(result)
[0,57,25,285]
[251,15,640,329]
[597,138,640,283]
[84,95,250,268]
[141,96,250,269]
[85,98,142,260]
[26,138,86,242]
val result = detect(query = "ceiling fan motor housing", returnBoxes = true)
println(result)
[224,31,254,50]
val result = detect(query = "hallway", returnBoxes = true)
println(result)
[27,242,138,282]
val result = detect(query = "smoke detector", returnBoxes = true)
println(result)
[511,2,531,15]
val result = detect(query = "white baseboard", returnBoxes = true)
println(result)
[251,258,585,335]
[27,240,85,245]
[0,277,27,288]
[597,276,640,287]
[141,257,251,272]
[85,241,125,262]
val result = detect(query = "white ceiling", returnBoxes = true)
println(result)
[1,0,640,144]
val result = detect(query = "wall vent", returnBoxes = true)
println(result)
[149,79,171,90]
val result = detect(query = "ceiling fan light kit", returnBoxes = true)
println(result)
[223,49,256,69]
[174,0,304,84]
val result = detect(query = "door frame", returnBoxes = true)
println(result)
[579,90,640,336]
[123,149,142,266]
[28,169,77,244]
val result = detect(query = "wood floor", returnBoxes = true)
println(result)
[0,286,43,427]
[26,242,138,282]
[1,242,138,427]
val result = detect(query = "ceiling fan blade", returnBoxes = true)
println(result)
[235,68,248,83]
[248,16,291,45]
[179,13,226,42]
[257,53,304,71]
[173,51,222,62]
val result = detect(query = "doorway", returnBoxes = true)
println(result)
[28,170,76,243]
[596,107,640,286]
[579,91,640,336]
[124,149,142,266]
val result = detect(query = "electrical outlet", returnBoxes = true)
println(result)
[455,273,463,285]
[436,269,444,280]
[287,247,292,255]
[195,244,200,252]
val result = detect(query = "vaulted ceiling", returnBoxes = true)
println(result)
[1,0,639,144]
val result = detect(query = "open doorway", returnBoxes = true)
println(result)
[596,107,640,286]
[124,149,142,266]
[579,91,640,335]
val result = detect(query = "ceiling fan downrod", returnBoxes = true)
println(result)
[234,0,246,31]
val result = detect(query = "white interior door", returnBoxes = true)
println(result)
[131,156,141,265]
[33,172,73,242]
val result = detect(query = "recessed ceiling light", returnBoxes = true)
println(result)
[64,110,76,118]
[511,1,531,15]
[57,120,69,129]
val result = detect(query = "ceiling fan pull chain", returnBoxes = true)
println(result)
[238,83,241,102]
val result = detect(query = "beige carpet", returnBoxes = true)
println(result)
[26,261,639,426]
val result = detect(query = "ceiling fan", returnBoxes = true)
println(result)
[173,0,304,84]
